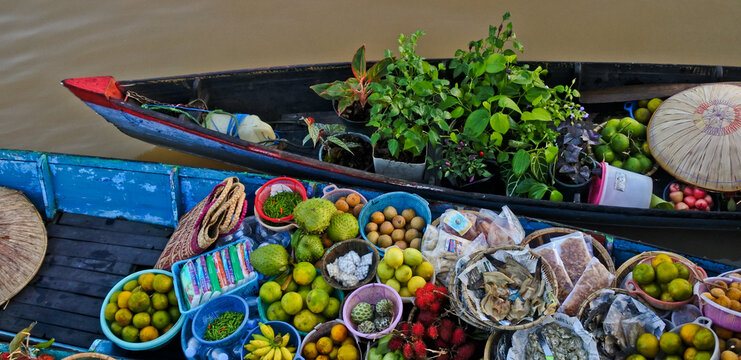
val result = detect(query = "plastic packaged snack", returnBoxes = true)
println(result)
[533,244,574,302]
[560,257,614,316]
[439,210,483,240]
[551,232,594,284]
[480,206,526,247]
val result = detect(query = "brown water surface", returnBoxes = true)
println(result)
[1,0,740,168]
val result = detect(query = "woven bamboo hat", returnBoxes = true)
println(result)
[647,83,741,192]
[0,187,47,306]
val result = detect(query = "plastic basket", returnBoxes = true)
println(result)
[341,283,403,340]
[99,269,185,351]
[624,255,707,311]
[192,295,250,348]
[321,239,380,291]
[256,270,345,336]
[254,177,307,223]
[321,184,368,205]
[299,320,361,360]
[240,321,303,360]
[588,161,653,208]
[659,317,720,360]
[695,276,741,331]
[172,238,259,315]
[358,192,431,255]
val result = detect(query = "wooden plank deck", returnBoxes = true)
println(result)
[0,212,184,358]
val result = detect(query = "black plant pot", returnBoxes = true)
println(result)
[440,160,504,194]
[331,100,372,135]
[551,154,597,202]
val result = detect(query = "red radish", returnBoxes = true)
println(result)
[695,199,708,210]
[669,183,681,192]
[675,202,690,210]
[683,186,695,197]
[669,191,684,203]
[684,196,697,208]
[704,194,713,206]
[693,188,706,199]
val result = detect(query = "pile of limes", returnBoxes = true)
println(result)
[594,98,663,174]
[104,272,180,343]
[628,323,716,360]
[259,262,342,333]
[376,247,434,297]
[632,254,693,303]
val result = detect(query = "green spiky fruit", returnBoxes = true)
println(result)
[358,320,376,334]
[326,212,359,242]
[350,302,373,323]
[375,299,393,316]
[293,198,337,234]
[249,244,290,276]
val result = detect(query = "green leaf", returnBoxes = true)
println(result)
[521,108,552,121]
[503,11,511,20]
[485,53,506,74]
[351,45,366,79]
[513,40,524,52]
[572,89,581,98]
[474,63,486,78]
[512,149,530,176]
[530,151,549,182]
[337,93,360,114]
[545,146,558,163]
[367,57,393,82]
[450,87,462,98]
[370,132,380,145]
[464,109,490,137]
[412,81,433,96]
[528,182,548,199]
[450,132,458,143]
[327,136,354,155]
[35,338,55,349]
[489,132,503,146]
[325,82,353,98]
[450,106,464,119]
[490,113,510,134]
[498,96,521,114]
[525,87,550,103]
[497,151,509,163]
[515,177,536,194]
[482,101,491,111]
[388,139,399,157]
[309,83,332,97]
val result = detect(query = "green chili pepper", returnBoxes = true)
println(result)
[262,191,302,218]
[203,311,245,341]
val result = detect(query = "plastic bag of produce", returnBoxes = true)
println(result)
[560,257,614,316]
[438,209,490,241]
[533,244,574,303]
[507,312,599,360]
[422,221,475,287]
[479,206,526,247]
[550,232,594,284]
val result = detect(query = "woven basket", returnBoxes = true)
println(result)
[448,245,559,332]
[61,353,117,360]
[522,227,615,273]
[593,121,659,176]
[575,287,656,321]
[320,238,380,291]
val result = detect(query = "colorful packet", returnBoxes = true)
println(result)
[212,251,229,291]
[195,256,212,303]
[185,260,202,307]
[179,263,196,308]
[229,245,245,285]
[236,242,250,278]
[206,253,224,298]
[221,249,236,291]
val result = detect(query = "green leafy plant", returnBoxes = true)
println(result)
[428,134,496,187]
[5,322,54,360]
[302,117,359,161]
[367,31,452,160]
[310,45,393,119]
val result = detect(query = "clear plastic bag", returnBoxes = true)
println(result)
[533,244,574,303]
[550,232,594,284]
[480,206,526,247]
[439,209,487,240]
[560,257,614,316]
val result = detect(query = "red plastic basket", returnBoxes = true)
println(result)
[254,177,307,222]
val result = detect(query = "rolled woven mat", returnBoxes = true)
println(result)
[155,177,247,270]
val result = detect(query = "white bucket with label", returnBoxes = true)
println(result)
[588,161,653,208]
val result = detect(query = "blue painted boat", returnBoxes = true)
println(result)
[61,62,741,244]
[0,149,736,359]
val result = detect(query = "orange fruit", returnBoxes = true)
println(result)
[330,324,348,343]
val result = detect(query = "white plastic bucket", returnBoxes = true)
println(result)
[588,162,653,208]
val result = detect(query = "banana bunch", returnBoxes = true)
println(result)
[243,323,295,360]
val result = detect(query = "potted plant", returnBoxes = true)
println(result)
[302,117,373,171]
[366,31,452,182]
[310,45,393,127]
[552,121,601,202]
[427,135,503,193]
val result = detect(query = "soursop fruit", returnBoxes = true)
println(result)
[249,244,289,276]
[295,234,324,263]
[374,316,391,331]
[326,212,359,242]
[350,302,373,323]
[358,320,376,334]
[375,299,393,316]
[293,198,336,234]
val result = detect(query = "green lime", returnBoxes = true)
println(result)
[168,306,180,321]
[605,118,621,128]
[625,121,647,139]
[260,281,283,304]
[647,98,663,113]
[152,310,171,330]
[123,280,139,292]
[121,325,139,343]
[634,108,651,124]
[656,261,679,283]
[632,263,656,285]
[610,133,630,153]
[660,292,675,302]
[601,126,617,140]
[641,283,662,299]
[674,263,690,280]
[611,160,624,169]
[638,99,649,108]
[110,291,122,304]
[109,322,123,337]
[659,332,684,355]
[668,278,693,301]
[549,190,563,202]
[594,145,615,163]
[619,117,634,132]
[623,157,642,173]
[636,155,652,174]
[104,303,119,322]
[641,142,651,156]
[132,312,151,329]
[167,289,178,306]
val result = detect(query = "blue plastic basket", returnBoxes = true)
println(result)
[358,191,432,255]
[99,269,186,351]
[172,238,259,315]
[191,295,250,349]
[240,321,303,360]
[256,270,345,336]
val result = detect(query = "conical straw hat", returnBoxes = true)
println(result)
[647,83,741,192]
[0,187,47,306]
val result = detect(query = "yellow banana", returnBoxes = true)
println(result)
[262,348,276,360]
[244,343,257,352]
[280,346,293,360]
[273,346,282,360]
[259,322,275,339]
[252,334,270,342]
[250,340,270,348]
[286,347,296,352]
[281,333,290,347]
[253,345,272,357]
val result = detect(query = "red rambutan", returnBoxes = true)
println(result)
[417,310,436,326]
[411,322,425,338]
[399,321,410,335]
[403,343,414,359]
[429,302,441,313]
[420,282,435,294]
[452,328,466,346]
[412,340,427,357]
[435,338,448,349]
[438,353,450,360]
[439,321,453,342]
[416,292,435,309]
[453,343,476,360]
[426,326,439,339]
[388,336,404,351]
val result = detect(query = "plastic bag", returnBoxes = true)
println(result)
[550,232,594,284]
[507,313,600,360]
[533,244,574,302]
[560,257,614,316]
[480,206,525,247]
[421,223,473,287]
[438,209,488,240]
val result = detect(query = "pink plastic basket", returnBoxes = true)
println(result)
[625,256,707,311]
[321,184,368,204]
[694,276,741,331]
[342,283,402,340]
[254,177,307,222]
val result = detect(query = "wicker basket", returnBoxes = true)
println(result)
[522,227,615,273]
[593,121,659,176]
[448,245,559,332]
[320,238,380,291]
[61,354,117,360]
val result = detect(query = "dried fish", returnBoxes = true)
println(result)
[482,294,511,321]
[525,323,588,360]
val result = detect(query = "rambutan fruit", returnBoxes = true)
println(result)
[452,328,466,345]
[388,336,404,351]
[411,322,425,338]
[426,326,439,339]
[403,343,414,359]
